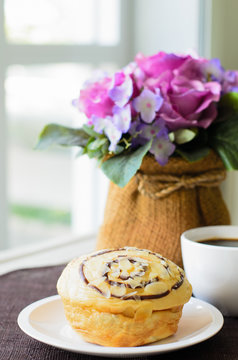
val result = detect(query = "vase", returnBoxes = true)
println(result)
[96,150,230,267]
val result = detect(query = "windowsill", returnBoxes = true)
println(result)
[0,234,95,276]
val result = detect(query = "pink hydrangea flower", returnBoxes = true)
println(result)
[135,51,188,78]
[73,50,238,167]
[78,76,114,119]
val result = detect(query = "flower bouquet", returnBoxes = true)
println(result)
[37,51,237,265]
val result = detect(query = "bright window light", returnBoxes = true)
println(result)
[6,64,92,247]
[4,0,120,45]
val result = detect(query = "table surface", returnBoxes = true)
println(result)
[0,265,237,360]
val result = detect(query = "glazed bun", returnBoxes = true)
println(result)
[57,247,192,347]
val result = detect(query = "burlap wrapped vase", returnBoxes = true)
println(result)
[96,150,230,267]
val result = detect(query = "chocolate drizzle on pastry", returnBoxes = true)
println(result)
[172,272,184,290]
[79,247,184,300]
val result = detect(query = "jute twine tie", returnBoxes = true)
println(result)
[136,169,226,200]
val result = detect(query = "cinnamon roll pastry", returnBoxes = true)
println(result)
[57,247,192,347]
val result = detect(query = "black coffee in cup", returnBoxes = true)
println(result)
[199,238,238,247]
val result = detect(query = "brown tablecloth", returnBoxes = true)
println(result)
[0,265,237,360]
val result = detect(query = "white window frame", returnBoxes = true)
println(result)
[0,0,134,250]
[198,0,212,59]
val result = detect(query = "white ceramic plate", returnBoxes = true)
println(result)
[18,295,223,357]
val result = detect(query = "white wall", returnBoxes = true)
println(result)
[211,0,238,69]
[133,0,200,56]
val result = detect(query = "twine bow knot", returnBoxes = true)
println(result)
[136,169,226,200]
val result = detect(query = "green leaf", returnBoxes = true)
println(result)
[87,149,103,159]
[219,92,238,112]
[101,141,110,155]
[168,132,175,142]
[176,146,210,162]
[209,114,238,169]
[87,137,108,151]
[82,124,100,137]
[174,128,209,162]
[114,144,124,155]
[101,140,152,187]
[36,124,90,149]
[217,92,238,122]
[173,128,197,145]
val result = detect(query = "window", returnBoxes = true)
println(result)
[5,0,120,45]
[2,0,234,254]
[0,0,132,250]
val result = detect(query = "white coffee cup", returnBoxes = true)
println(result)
[181,225,238,316]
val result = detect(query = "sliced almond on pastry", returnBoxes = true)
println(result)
[144,281,168,295]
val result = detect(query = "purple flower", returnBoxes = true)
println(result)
[91,115,121,152]
[91,104,131,152]
[174,57,208,82]
[204,58,224,82]
[104,121,122,152]
[203,60,238,94]
[160,74,221,131]
[73,49,238,167]
[222,70,238,93]
[149,129,175,165]
[109,72,133,108]
[112,104,131,133]
[91,115,107,134]
[129,117,170,153]
[133,88,163,123]
[137,118,166,140]
[133,54,222,130]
